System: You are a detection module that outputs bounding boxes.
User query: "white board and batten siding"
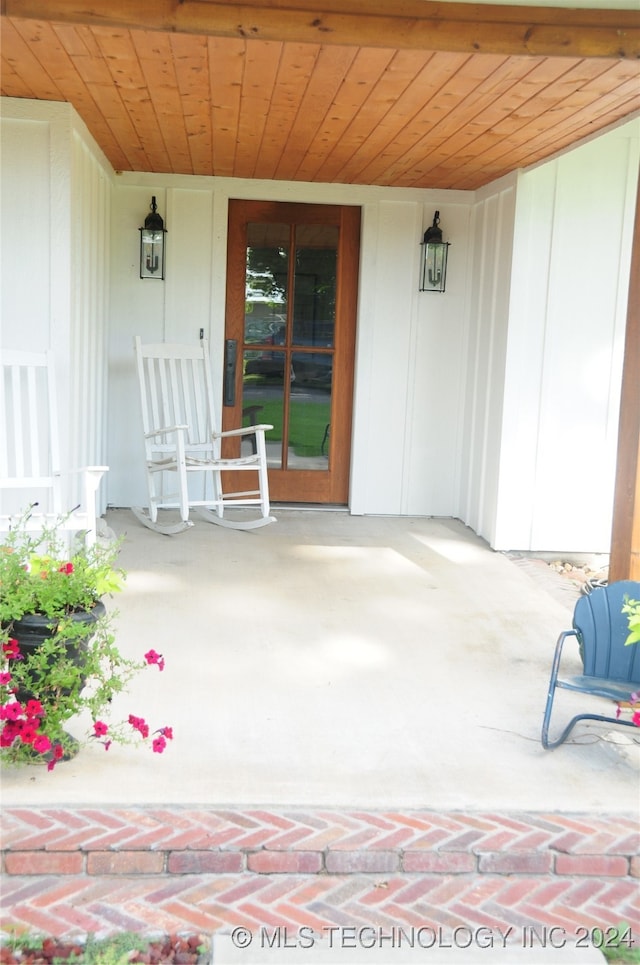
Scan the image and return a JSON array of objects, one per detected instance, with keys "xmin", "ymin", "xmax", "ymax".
[
  {"xmin": 494, "ymin": 125, "xmax": 639, "ymax": 553},
  {"xmin": 0, "ymin": 98, "xmax": 112, "ymax": 517}
]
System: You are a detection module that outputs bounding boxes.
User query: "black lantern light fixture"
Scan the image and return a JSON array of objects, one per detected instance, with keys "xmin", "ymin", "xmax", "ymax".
[
  {"xmin": 419, "ymin": 210, "xmax": 450, "ymax": 293},
  {"xmin": 139, "ymin": 196, "xmax": 166, "ymax": 279}
]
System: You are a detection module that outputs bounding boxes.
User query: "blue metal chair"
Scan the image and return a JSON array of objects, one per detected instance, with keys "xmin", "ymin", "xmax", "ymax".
[{"xmin": 541, "ymin": 580, "xmax": 640, "ymax": 749}]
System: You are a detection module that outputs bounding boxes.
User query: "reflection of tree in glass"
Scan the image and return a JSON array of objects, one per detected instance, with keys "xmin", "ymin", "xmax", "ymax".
[
  {"xmin": 246, "ymin": 247, "xmax": 288, "ymax": 301},
  {"xmin": 247, "ymin": 247, "xmax": 336, "ymax": 313}
]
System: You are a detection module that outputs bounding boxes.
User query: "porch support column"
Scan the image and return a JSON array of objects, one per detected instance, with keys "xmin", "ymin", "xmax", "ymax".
[{"xmin": 609, "ymin": 175, "xmax": 640, "ymax": 582}]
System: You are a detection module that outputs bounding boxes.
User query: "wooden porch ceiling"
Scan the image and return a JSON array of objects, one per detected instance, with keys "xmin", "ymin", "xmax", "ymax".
[{"xmin": 1, "ymin": 0, "xmax": 639, "ymax": 190}]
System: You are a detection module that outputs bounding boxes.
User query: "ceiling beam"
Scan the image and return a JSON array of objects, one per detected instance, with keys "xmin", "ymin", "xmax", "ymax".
[{"xmin": 2, "ymin": 0, "xmax": 640, "ymax": 60}]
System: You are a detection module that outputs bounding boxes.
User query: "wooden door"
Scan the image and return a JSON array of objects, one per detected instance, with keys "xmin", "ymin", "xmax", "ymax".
[{"xmin": 224, "ymin": 200, "xmax": 360, "ymax": 504}]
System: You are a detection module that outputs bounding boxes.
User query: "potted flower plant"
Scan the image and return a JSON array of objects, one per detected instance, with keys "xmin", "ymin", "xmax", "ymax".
[{"xmin": 0, "ymin": 508, "xmax": 172, "ymax": 770}]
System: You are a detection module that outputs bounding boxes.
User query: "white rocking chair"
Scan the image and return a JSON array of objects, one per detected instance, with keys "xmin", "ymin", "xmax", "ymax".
[
  {"xmin": 0, "ymin": 349, "xmax": 108, "ymax": 548},
  {"xmin": 133, "ymin": 336, "xmax": 275, "ymax": 534}
]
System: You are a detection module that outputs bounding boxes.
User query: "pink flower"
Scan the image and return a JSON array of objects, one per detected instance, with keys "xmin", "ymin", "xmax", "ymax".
[
  {"xmin": 18, "ymin": 720, "xmax": 38, "ymax": 744},
  {"xmin": 46, "ymin": 743, "xmax": 64, "ymax": 771},
  {"xmin": 25, "ymin": 699, "xmax": 44, "ymax": 718},
  {"xmin": 58, "ymin": 562, "xmax": 74, "ymax": 574},
  {"xmin": 33, "ymin": 734, "xmax": 52, "ymax": 754},
  {"xmin": 93, "ymin": 720, "xmax": 109, "ymax": 737},
  {"xmin": 144, "ymin": 649, "xmax": 165, "ymax": 671},
  {"xmin": 128, "ymin": 714, "xmax": 149, "ymax": 738},
  {"xmin": 1, "ymin": 701, "xmax": 24, "ymax": 721},
  {"xmin": 0, "ymin": 672, "xmax": 12, "ymax": 686},
  {"xmin": 157, "ymin": 726, "xmax": 173, "ymax": 740},
  {"xmin": 152, "ymin": 735, "xmax": 167, "ymax": 753},
  {"xmin": 0, "ymin": 721, "xmax": 20, "ymax": 746},
  {"xmin": 2, "ymin": 639, "xmax": 22, "ymax": 661}
]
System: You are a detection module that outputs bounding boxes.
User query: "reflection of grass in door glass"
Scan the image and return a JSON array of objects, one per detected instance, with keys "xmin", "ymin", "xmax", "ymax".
[
  {"xmin": 290, "ymin": 401, "xmax": 331, "ymax": 457},
  {"xmin": 244, "ymin": 400, "xmax": 282, "ymax": 441},
  {"xmin": 244, "ymin": 399, "xmax": 330, "ymax": 457}
]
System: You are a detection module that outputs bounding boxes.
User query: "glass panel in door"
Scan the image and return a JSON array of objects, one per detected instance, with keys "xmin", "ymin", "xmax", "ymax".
[{"xmin": 242, "ymin": 222, "xmax": 338, "ymax": 472}]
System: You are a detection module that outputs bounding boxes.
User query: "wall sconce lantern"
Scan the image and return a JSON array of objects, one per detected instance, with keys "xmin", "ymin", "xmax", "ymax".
[
  {"xmin": 420, "ymin": 210, "xmax": 450, "ymax": 292},
  {"xmin": 139, "ymin": 196, "xmax": 166, "ymax": 279}
]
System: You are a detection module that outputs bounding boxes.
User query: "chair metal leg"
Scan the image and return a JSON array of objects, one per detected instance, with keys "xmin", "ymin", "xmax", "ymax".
[
  {"xmin": 543, "ymin": 709, "xmax": 640, "ymax": 749},
  {"xmin": 541, "ymin": 629, "xmax": 574, "ymax": 749},
  {"xmin": 541, "ymin": 626, "xmax": 640, "ymax": 747},
  {"xmin": 541, "ymin": 699, "xmax": 579, "ymax": 749}
]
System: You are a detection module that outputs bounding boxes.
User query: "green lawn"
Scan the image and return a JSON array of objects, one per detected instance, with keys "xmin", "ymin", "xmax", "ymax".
[{"xmin": 244, "ymin": 398, "xmax": 330, "ymax": 457}]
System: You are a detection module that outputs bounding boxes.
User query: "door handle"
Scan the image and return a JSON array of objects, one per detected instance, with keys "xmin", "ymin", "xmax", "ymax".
[{"xmin": 223, "ymin": 339, "xmax": 237, "ymax": 406}]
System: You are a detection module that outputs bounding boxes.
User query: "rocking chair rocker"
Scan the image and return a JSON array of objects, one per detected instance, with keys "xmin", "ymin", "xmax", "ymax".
[{"xmin": 133, "ymin": 336, "xmax": 275, "ymax": 534}]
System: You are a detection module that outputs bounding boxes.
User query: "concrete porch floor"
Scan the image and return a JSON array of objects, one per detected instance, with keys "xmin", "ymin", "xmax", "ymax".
[
  {"xmin": 2, "ymin": 510, "xmax": 639, "ymax": 957},
  {"xmin": 1, "ymin": 508, "xmax": 638, "ymax": 811}
]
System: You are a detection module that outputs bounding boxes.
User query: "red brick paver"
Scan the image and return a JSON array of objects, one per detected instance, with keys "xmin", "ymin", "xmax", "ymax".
[{"xmin": 1, "ymin": 808, "xmax": 639, "ymax": 946}]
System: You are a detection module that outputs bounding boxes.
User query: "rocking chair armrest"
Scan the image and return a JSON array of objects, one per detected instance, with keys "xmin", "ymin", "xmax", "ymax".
[
  {"xmin": 144, "ymin": 424, "xmax": 189, "ymax": 439},
  {"xmin": 214, "ymin": 424, "xmax": 274, "ymax": 439}
]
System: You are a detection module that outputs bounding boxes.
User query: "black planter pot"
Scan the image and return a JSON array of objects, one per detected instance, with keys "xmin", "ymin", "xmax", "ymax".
[
  {"xmin": 10, "ymin": 600, "xmax": 106, "ymax": 650},
  {"xmin": 8, "ymin": 600, "xmax": 106, "ymax": 703}
]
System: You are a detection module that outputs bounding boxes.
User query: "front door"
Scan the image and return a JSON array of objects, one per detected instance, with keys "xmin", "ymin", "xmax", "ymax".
[{"xmin": 224, "ymin": 200, "xmax": 360, "ymax": 504}]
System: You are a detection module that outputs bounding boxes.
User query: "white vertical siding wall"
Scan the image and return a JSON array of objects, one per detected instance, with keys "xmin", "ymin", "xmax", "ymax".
[
  {"xmin": 350, "ymin": 201, "xmax": 420, "ymax": 514},
  {"xmin": 0, "ymin": 98, "xmax": 113, "ymax": 514},
  {"xmin": 494, "ymin": 121, "xmax": 639, "ymax": 552},
  {"xmin": 0, "ymin": 114, "xmax": 52, "ymax": 349},
  {"xmin": 395, "ymin": 201, "xmax": 471, "ymax": 517},
  {"xmin": 165, "ymin": 189, "xmax": 216, "ymax": 343},
  {"xmin": 69, "ymin": 132, "xmax": 112, "ymax": 500},
  {"xmin": 458, "ymin": 177, "xmax": 517, "ymax": 542}
]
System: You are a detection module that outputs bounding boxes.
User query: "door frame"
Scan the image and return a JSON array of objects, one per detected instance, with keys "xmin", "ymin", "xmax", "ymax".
[{"xmin": 224, "ymin": 199, "xmax": 361, "ymax": 505}]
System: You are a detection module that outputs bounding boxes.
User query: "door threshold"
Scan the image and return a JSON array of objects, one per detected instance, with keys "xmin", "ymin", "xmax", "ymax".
[{"xmin": 272, "ymin": 503, "xmax": 349, "ymax": 513}]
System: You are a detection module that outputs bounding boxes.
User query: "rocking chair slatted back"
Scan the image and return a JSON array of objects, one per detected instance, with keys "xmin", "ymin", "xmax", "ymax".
[
  {"xmin": 133, "ymin": 336, "xmax": 275, "ymax": 534},
  {"xmin": 138, "ymin": 344, "xmax": 215, "ymax": 450},
  {"xmin": 0, "ymin": 349, "xmax": 108, "ymax": 547}
]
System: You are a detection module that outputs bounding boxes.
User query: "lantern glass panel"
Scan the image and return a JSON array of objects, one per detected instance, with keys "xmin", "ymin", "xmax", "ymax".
[
  {"xmin": 420, "ymin": 242, "xmax": 449, "ymax": 293},
  {"xmin": 140, "ymin": 229, "xmax": 165, "ymax": 279}
]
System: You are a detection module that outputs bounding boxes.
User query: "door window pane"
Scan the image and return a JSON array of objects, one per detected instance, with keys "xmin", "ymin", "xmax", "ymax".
[
  {"xmin": 245, "ymin": 223, "xmax": 289, "ymax": 346},
  {"xmin": 293, "ymin": 224, "xmax": 338, "ymax": 347},
  {"xmin": 289, "ymin": 351, "xmax": 332, "ymax": 471},
  {"xmin": 242, "ymin": 349, "xmax": 284, "ymax": 467}
]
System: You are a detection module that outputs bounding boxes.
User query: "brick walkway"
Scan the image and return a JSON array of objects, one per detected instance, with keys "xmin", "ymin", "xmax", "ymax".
[{"xmin": 1, "ymin": 807, "xmax": 639, "ymax": 951}]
